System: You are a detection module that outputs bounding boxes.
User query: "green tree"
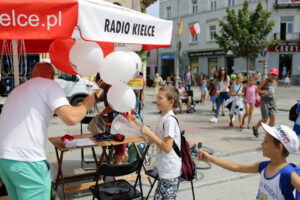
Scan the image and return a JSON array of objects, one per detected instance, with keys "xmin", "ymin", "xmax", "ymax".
[{"xmin": 214, "ymin": 0, "xmax": 279, "ymax": 77}]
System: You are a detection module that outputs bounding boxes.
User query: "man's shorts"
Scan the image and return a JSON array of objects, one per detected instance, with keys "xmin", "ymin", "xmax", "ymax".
[
  {"xmin": 260, "ymin": 101, "xmax": 277, "ymax": 119},
  {"xmin": 0, "ymin": 159, "xmax": 51, "ymax": 200},
  {"xmin": 154, "ymin": 177, "xmax": 180, "ymax": 200}
]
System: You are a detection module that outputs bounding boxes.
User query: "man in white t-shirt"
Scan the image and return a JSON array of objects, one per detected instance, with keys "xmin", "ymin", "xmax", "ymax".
[
  {"xmin": 177, "ymin": 81, "xmax": 191, "ymax": 113},
  {"xmin": 0, "ymin": 62, "xmax": 95, "ymax": 200}
]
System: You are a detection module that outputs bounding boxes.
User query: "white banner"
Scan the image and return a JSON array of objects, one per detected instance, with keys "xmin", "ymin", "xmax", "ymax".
[
  {"xmin": 277, "ymin": 0, "xmax": 300, "ymax": 4},
  {"xmin": 77, "ymin": 0, "xmax": 173, "ymax": 45}
]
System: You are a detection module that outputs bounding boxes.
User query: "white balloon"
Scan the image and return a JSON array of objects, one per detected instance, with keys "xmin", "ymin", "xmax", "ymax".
[
  {"xmin": 107, "ymin": 84, "xmax": 136, "ymax": 113},
  {"xmin": 128, "ymin": 51, "xmax": 142, "ymax": 72},
  {"xmin": 100, "ymin": 51, "xmax": 136, "ymax": 85},
  {"xmin": 69, "ymin": 41, "xmax": 103, "ymax": 76}
]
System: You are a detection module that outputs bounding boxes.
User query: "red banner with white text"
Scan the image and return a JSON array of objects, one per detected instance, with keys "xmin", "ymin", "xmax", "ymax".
[{"xmin": 0, "ymin": 0, "xmax": 78, "ymax": 40}]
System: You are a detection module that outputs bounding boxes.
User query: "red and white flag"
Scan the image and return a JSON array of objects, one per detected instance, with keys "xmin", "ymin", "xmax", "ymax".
[{"xmin": 189, "ymin": 23, "xmax": 200, "ymax": 36}]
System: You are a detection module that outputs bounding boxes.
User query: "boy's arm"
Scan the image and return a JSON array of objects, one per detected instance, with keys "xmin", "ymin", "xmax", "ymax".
[
  {"xmin": 141, "ymin": 125, "xmax": 174, "ymax": 153},
  {"xmin": 198, "ymin": 150, "xmax": 260, "ymax": 173},
  {"xmin": 291, "ymin": 171, "xmax": 300, "ymax": 191}
]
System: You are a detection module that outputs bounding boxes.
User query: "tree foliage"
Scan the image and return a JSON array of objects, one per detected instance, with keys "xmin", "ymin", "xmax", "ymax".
[{"xmin": 214, "ymin": 0, "xmax": 279, "ymax": 74}]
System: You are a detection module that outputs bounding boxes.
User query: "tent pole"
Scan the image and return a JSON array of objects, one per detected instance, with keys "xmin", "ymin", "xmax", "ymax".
[{"xmin": 12, "ymin": 40, "xmax": 20, "ymax": 87}]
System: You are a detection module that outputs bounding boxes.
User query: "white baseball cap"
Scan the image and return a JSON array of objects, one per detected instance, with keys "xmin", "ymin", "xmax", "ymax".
[{"xmin": 261, "ymin": 123, "xmax": 299, "ymax": 153}]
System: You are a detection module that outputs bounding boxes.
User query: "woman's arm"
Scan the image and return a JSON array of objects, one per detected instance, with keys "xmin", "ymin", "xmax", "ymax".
[
  {"xmin": 256, "ymin": 79, "xmax": 268, "ymax": 96},
  {"xmin": 141, "ymin": 125, "xmax": 174, "ymax": 153},
  {"xmin": 198, "ymin": 150, "xmax": 260, "ymax": 173},
  {"xmin": 100, "ymin": 106, "xmax": 113, "ymax": 117}
]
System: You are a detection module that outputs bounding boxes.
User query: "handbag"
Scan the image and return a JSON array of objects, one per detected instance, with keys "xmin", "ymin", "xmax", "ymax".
[
  {"xmin": 87, "ymin": 103, "xmax": 109, "ymax": 135},
  {"xmin": 255, "ymin": 98, "xmax": 261, "ymax": 108}
]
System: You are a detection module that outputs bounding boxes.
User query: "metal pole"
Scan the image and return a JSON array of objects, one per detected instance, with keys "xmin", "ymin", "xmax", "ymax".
[
  {"xmin": 12, "ymin": 40, "xmax": 20, "ymax": 87},
  {"xmin": 263, "ymin": 54, "xmax": 268, "ymax": 78},
  {"xmin": 175, "ymin": 0, "xmax": 180, "ymax": 88}
]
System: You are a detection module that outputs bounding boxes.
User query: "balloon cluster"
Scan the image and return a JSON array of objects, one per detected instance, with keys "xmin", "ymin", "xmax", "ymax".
[{"xmin": 49, "ymin": 40, "xmax": 142, "ymax": 113}]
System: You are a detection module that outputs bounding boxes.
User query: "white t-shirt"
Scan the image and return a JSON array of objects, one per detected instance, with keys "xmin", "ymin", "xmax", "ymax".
[
  {"xmin": 0, "ymin": 78, "xmax": 70, "ymax": 162},
  {"xmin": 219, "ymin": 79, "xmax": 229, "ymax": 92},
  {"xmin": 155, "ymin": 111, "xmax": 182, "ymax": 179},
  {"xmin": 177, "ymin": 87, "xmax": 186, "ymax": 100},
  {"xmin": 256, "ymin": 161, "xmax": 295, "ymax": 200}
]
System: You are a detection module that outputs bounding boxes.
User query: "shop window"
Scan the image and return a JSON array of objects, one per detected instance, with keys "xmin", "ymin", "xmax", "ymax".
[
  {"xmin": 208, "ymin": 57, "xmax": 218, "ymax": 78},
  {"xmin": 190, "ymin": 59, "xmax": 199, "ymax": 81}
]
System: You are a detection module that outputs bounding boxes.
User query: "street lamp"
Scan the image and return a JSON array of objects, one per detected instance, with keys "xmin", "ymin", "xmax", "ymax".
[{"xmin": 175, "ymin": 0, "xmax": 180, "ymax": 87}]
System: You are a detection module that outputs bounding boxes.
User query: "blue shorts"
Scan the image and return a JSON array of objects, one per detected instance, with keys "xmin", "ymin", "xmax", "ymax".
[
  {"xmin": 211, "ymin": 96, "xmax": 216, "ymax": 104},
  {"xmin": 154, "ymin": 177, "xmax": 180, "ymax": 200}
]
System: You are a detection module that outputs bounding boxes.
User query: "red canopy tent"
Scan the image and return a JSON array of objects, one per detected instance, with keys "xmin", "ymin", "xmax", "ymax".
[{"xmin": 0, "ymin": 0, "xmax": 173, "ymax": 85}]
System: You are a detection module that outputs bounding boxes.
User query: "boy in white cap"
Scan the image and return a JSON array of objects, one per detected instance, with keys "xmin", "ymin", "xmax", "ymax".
[{"xmin": 198, "ymin": 123, "xmax": 300, "ymax": 199}]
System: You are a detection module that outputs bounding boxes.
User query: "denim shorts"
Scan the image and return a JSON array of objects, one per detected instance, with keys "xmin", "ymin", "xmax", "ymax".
[
  {"xmin": 154, "ymin": 177, "xmax": 180, "ymax": 200},
  {"xmin": 211, "ymin": 96, "xmax": 216, "ymax": 104}
]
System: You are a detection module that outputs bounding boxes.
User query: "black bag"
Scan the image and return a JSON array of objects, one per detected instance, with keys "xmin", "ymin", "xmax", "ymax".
[
  {"xmin": 163, "ymin": 116, "xmax": 196, "ymax": 181},
  {"xmin": 289, "ymin": 101, "xmax": 299, "ymax": 122},
  {"xmin": 0, "ymin": 82, "xmax": 5, "ymax": 96}
]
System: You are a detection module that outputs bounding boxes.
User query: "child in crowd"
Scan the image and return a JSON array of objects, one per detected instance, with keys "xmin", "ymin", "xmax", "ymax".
[
  {"xmin": 209, "ymin": 78, "xmax": 218, "ymax": 112},
  {"xmin": 128, "ymin": 85, "xmax": 182, "ymax": 199},
  {"xmin": 229, "ymin": 74, "xmax": 244, "ymax": 128},
  {"xmin": 242, "ymin": 76, "xmax": 258, "ymax": 129},
  {"xmin": 198, "ymin": 123, "xmax": 300, "ymax": 199},
  {"xmin": 200, "ymin": 74, "xmax": 208, "ymax": 104},
  {"xmin": 253, "ymin": 68, "xmax": 278, "ymax": 137}
]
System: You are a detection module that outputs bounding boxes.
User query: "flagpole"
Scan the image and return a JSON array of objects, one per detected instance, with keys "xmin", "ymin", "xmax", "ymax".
[{"xmin": 175, "ymin": 0, "xmax": 180, "ymax": 88}]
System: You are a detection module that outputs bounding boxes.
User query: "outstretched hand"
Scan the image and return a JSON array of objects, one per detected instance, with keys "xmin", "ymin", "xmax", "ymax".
[{"xmin": 198, "ymin": 150, "xmax": 211, "ymax": 162}]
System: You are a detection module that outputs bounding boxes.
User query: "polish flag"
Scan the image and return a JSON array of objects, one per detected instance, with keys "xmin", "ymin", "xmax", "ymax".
[{"xmin": 189, "ymin": 23, "xmax": 200, "ymax": 36}]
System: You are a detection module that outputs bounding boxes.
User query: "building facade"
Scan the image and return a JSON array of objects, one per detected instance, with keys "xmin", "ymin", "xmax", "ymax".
[{"xmin": 158, "ymin": 0, "xmax": 300, "ymax": 84}]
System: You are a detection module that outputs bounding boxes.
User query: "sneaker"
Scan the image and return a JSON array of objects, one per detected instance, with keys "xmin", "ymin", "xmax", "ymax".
[
  {"xmin": 252, "ymin": 126, "xmax": 259, "ymax": 137},
  {"xmin": 229, "ymin": 122, "xmax": 234, "ymax": 128},
  {"xmin": 210, "ymin": 117, "xmax": 218, "ymax": 123},
  {"xmin": 240, "ymin": 124, "xmax": 244, "ymax": 129}
]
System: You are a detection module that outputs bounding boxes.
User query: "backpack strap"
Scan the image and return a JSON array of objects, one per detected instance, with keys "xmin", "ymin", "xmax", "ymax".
[
  {"xmin": 279, "ymin": 163, "xmax": 296, "ymax": 200},
  {"xmin": 163, "ymin": 115, "xmax": 182, "ymax": 158}
]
